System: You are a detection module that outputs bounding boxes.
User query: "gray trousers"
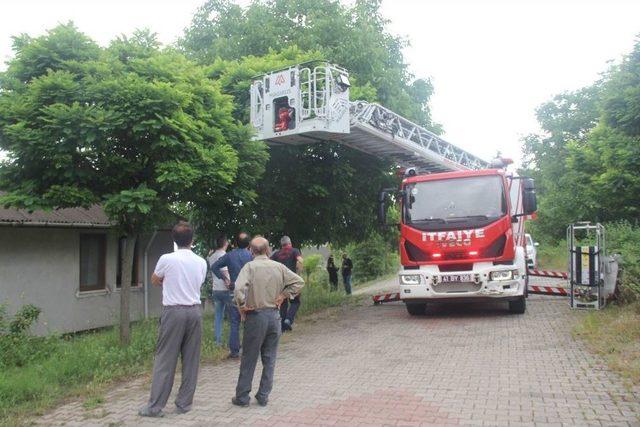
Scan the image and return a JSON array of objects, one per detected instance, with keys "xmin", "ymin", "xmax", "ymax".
[
  {"xmin": 235, "ymin": 309, "xmax": 281, "ymax": 403},
  {"xmin": 145, "ymin": 305, "xmax": 202, "ymax": 414}
]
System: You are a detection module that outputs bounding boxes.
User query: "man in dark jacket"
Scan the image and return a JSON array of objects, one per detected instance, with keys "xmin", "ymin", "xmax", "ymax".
[
  {"xmin": 270, "ymin": 235, "xmax": 303, "ymax": 331},
  {"xmin": 341, "ymin": 253, "xmax": 353, "ymax": 295},
  {"xmin": 211, "ymin": 232, "xmax": 252, "ymax": 358}
]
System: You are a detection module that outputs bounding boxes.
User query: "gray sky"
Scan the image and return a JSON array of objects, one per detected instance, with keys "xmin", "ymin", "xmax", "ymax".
[{"xmin": 1, "ymin": 0, "xmax": 639, "ymax": 164}]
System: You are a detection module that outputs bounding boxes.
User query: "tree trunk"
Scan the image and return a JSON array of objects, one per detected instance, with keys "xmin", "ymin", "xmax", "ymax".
[{"xmin": 119, "ymin": 233, "xmax": 137, "ymax": 346}]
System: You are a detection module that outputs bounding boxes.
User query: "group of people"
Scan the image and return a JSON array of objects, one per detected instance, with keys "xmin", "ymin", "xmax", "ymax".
[
  {"xmin": 206, "ymin": 234, "xmax": 306, "ymax": 361},
  {"xmin": 138, "ymin": 221, "xmax": 350, "ymax": 417},
  {"xmin": 326, "ymin": 253, "xmax": 353, "ymax": 295}
]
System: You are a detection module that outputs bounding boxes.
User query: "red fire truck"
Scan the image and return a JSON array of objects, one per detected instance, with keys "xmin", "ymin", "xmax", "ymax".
[{"xmin": 378, "ymin": 163, "xmax": 537, "ymax": 315}]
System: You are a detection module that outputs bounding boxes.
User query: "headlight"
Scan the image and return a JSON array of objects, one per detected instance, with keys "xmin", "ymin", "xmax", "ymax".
[
  {"xmin": 490, "ymin": 270, "xmax": 513, "ymax": 281},
  {"xmin": 400, "ymin": 274, "xmax": 421, "ymax": 285}
]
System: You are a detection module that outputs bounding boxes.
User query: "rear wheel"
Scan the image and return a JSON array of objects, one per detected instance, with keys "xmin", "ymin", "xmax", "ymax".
[
  {"xmin": 509, "ymin": 296, "xmax": 526, "ymax": 314},
  {"xmin": 406, "ymin": 303, "xmax": 426, "ymax": 316}
]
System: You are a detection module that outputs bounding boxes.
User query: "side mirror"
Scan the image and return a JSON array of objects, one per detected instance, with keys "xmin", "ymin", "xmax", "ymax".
[
  {"xmin": 522, "ymin": 178, "xmax": 537, "ymax": 215},
  {"xmin": 534, "ymin": 242, "xmax": 540, "ymax": 247},
  {"xmin": 378, "ymin": 188, "xmax": 401, "ymax": 227}
]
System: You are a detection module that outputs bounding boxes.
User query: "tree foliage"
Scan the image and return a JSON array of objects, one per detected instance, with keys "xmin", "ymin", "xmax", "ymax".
[
  {"xmin": 181, "ymin": 0, "xmax": 437, "ymax": 129},
  {"xmin": 0, "ymin": 24, "xmax": 258, "ymax": 343},
  {"xmin": 0, "ymin": 24, "xmax": 251, "ymax": 226},
  {"xmin": 180, "ymin": 0, "xmax": 429, "ymax": 245},
  {"xmin": 522, "ymin": 36, "xmax": 640, "ymax": 240},
  {"xmin": 187, "ymin": 49, "xmax": 394, "ymax": 245}
]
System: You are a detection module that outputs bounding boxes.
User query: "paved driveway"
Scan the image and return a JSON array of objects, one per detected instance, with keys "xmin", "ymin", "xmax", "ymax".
[{"xmin": 37, "ymin": 278, "xmax": 640, "ymax": 426}]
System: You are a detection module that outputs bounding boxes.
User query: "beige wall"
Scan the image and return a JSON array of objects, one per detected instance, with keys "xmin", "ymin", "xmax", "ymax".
[{"xmin": 0, "ymin": 227, "xmax": 173, "ymax": 335}]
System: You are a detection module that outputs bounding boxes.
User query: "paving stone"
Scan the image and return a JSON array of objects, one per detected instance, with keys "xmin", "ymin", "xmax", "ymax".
[{"xmin": 30, "ymin": 277, "xmax": 640, "ymax": 426}]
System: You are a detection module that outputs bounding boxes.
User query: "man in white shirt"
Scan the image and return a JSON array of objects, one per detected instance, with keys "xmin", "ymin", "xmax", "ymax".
[{"xmin": 139, "ymin": 221, "xmax": 207, "ymax": 418}]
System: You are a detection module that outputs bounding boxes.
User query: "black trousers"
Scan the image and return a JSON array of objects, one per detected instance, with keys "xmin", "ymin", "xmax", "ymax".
[{"xmin": 279, "ymin": 295, "xmax": 301, "ymax": 326}]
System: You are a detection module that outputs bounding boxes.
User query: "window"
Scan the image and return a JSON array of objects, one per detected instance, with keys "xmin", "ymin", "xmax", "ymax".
[
  {"xmin": 404, "ymin": 175, "xmax": 507, "ymax": 231},
  {"xmin": 79, "ymin": 234, "xmax": 106, "ymax": 292},
  {"xmin": 116, "ymin": 237, "xmax": 141, "ymax": 288}
]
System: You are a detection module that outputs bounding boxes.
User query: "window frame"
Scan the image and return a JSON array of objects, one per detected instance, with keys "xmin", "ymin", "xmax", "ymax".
[{"xmin": 79, "ymin": 233, "xmax": 107, "ymax": 293}]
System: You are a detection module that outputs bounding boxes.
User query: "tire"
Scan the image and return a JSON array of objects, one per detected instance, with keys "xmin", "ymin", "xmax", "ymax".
[
  {"xmin": 406, "ymin": 303, "xmax": 426, "ymax": 316},
  {"xmin": 509, "ymin": 296, "xmax": 526, "ymax": 314}
]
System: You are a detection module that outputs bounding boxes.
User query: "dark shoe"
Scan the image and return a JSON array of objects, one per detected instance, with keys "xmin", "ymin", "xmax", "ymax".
[
  {"xmin": 175, "ymin": 405, "xmax": 190, "ymax": 415},
  {"xmin": 227, "ymin": 353, "xmax": 240, "ymax": 359},
  {"xmin": 138, "ymin": 407, "xmax": 165, "ymax": 418},
  {"xmin": 255, "ymin": 396, "xmax": 268, "ymax": 407},
  {"xmin": 231, "ymin": 397, "xmax": 250, "ymax": 407}
]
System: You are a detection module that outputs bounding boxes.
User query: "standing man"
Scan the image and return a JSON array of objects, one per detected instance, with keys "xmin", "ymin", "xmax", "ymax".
[
  {"xmin": 341, "ymin": 253, "xmax": 353, "ymax": 295},
  {"xmin": 211, "ymin": 232, "xmax": 252, "ymax": 358},
  {"xmin": 139, "ymin": 221, "xmax": 207, "ymax": 417},
  {"xmin": 207, "ymin": 235, "xmax": 230, "ymax": 347},
  {"xmin": 270, "ymin": 235, "xmax": 303, "ymax": 331},
  {"xmin": 232, "ymin": 236, "xmax": 304, "ymax": 407}
]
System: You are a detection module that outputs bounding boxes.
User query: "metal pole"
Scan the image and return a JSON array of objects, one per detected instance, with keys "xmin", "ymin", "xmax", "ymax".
[{"xmin": 143, "ymin": 231, "xmax": 158, "ymax": 319}]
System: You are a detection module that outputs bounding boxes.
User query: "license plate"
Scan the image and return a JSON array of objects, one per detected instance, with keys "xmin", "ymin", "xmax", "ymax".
[{"xmin": 440, "ymin": 274, "xmax": 473, "ymax": 283}]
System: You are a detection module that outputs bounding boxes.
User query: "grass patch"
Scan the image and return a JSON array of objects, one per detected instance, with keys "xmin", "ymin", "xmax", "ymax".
[
  {"xmin": 0, "ymin": 314, "xmax": 229, "ymax": 426},
  {"xmin": 0, "ymin": 271, "xmax": 376, "ymax": 425},
  {"xmin": 536, "ymin": 242, "xmax": 567, "ymax": 271},
  {"xmin": 82, "ymin": 395, "xmax": 105, "ymax": 410},
  {"xmin": 573, "ymin": 303, "xmax": 640, "ymax": 386}
]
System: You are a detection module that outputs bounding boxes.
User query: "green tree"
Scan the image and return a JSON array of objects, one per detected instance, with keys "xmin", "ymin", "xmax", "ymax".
[
  {"xmin": 181, "ymin": 0, "xmax": 437, "ymax": 129},
  {"xmin": 183, "ymin": 48, "xmax": 395, "ymax": 245},
  {"xmin": 522, "ymin": 35, "xmax": 640, "ymax": 240},
  {"xmin": 181, "ymin": 1, "xmax": 418, "ymax": 244},
  {"xmin": 0, "ymin": 24, "xmax": 251, "ymax": 344},
  {"xmin": 520, "ymin": 85, "xmax": 601, "ymax": 239}
]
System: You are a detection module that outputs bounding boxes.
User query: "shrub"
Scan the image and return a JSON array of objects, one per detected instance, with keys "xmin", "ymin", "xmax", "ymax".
[
  {"xmin": 349, "ymin": 232, "xmax": 398, "ymax": 282},
  {"xmin": 0, "ymin": 304, "xmax": 60, "ymax": 370},
  {"xmin": 605, "ymin": 222, "xmax": 640, "ymax": 303},
  {"xmin": 8, "ymin": 304, "xmax": 41, "ymax": 335},
  {"xmin": 303, "ymin": 254, "xmax": 322, "ymax": 283}
]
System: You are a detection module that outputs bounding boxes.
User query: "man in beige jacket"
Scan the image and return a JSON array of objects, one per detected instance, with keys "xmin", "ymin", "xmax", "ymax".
[{"xmin": 231, "ymin": 236, "xmax": 304, "ymax": 407}]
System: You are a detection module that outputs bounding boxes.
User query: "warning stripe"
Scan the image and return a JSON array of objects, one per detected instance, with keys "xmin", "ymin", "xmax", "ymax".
[
  {"xmin": 528, "ymin": 285, "xmax": 569, "ymax": 296},
  {"xmin": 528, "ymin": 269, "xmax": 568, "ymax": 279},
  {"xmin": 372, "ymin": 293, "xmax": 400, "ymax": 303}
]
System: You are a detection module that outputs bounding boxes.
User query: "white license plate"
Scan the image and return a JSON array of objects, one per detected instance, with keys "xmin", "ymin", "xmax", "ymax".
[{"xmin": 440, "ymin": 274, "xmax": 473, "ymax": 283}]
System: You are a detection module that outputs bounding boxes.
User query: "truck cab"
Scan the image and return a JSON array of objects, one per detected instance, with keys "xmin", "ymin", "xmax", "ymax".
[{"xmin": 379, "ymin": 168, "xmax": 537, "ymax": 315}]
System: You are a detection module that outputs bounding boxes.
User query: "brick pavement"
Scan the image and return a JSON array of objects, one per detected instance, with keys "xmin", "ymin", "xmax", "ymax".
[{"xmin": 34, "ymin": 277, "xmax": 640, "ymax": 426}]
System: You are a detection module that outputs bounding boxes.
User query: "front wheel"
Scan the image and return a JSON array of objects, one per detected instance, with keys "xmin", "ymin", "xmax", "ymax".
[
  {"xmin": 509, "ymin": 296, "xmax": 526, "ymax": 314},
  {"xmin": 406, "ymin": 303, "xmax": 426, "ymax": 316}
]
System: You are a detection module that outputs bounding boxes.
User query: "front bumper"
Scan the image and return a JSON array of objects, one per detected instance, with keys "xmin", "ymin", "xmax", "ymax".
[{"xmin": 398, "ymin": 263, "xmax": 525, "ymax": 301}]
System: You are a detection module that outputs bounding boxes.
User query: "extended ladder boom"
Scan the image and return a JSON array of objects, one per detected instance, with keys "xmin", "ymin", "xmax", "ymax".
[{"xmin": 250, "ymin": 62, "xmax": 488, "ymax": 172}]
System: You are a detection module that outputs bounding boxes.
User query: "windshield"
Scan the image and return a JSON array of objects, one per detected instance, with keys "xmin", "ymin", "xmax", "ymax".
[
  {"xmin": 404, "ymin": 175, "xmax": 506, "ymax": 229},
  {"xmin": 526, "ymin": 235, "xmax": 533, "ymax": 246}
]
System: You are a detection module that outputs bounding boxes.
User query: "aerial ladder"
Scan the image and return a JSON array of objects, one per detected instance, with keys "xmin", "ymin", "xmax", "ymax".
[{"xmin": 249, "ymin": 62, "xmax": 488, "ymax": 172}]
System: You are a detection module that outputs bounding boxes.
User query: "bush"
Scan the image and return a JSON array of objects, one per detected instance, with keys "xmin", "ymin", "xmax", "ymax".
[
  {"xmin": 297, "ymin": 279, "xmax": 349, "ymax": 316},
  {"xmin": 605, "ymin": 222, "xmax": 640, "ymax": 303},
  {"xmin": 349, "ymin": 232, "xmax": 398, "ymax": 282},
  {"xmin": 0, "ymin": 304, "xmax": 60, "ymax": 370},
  {"xmin": 303, "ymin": 254, "xmax": 322, "ymax": 283}
]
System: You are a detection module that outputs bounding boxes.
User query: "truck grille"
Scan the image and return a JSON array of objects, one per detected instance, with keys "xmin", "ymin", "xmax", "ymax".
[{"xmin": 432, "ymin": 282, "xmax": 482, "ymax": 294}]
